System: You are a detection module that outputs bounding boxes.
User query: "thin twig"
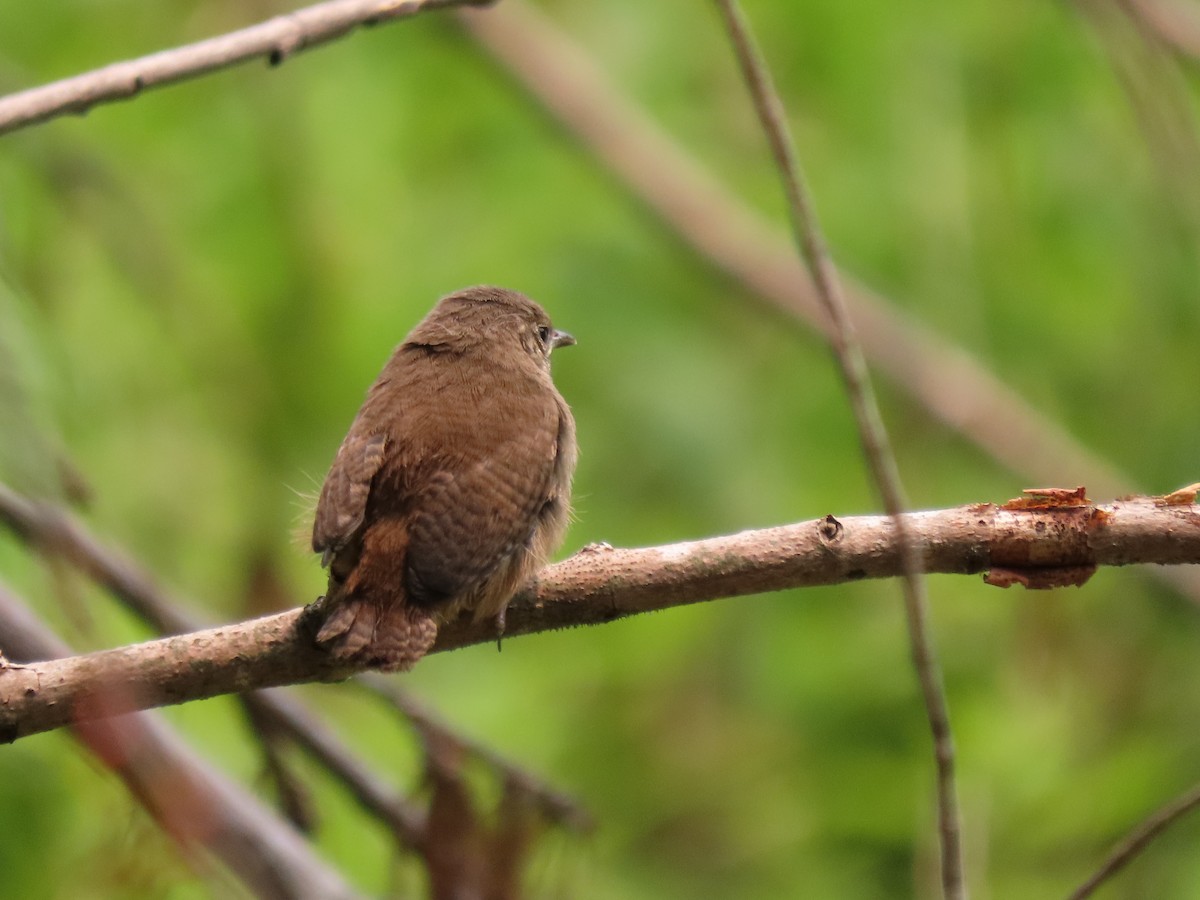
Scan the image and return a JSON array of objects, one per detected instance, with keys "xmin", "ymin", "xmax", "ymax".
[
  {"xmin": 2, "ymin": 494, "xmax": 1198, "ymax": 741},
  {"xmin": 709, "ymin": 2, "xmax": 966, "ymax": 896},
  {"xmin": 243, "ymin": 698, "xmax": 320, "ymax": 833},
  {"xmin": 0, "ymin": 0, "xmax": 493, "ymax": 137},
  {"xmin": 0, "ymin": 581, "xmax": 360, "ymax": 900},
  {"xmin": 246, "ymin": 690, "xmax": 426, "ymax": 846},
  {"xmin": 359, "ymin": 674, "xmax": 594, "ymax": 833},
  {"xmin": 1068, "ymin": 781, "xmax": 1200, "ymax": 899}
]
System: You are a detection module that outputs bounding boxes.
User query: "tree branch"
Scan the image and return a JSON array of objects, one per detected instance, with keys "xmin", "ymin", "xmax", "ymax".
[
  {"xmin": 0, "ymin": 482, "xmax": 597, "ymax": 849},
  {"xmin": 0, "ymin": 480, "xmax": 589, "ymax": 843},
  {"xmin": 3, "ymin": 492, "xmax": 1197, "ymax": 742},
  {"xmin": 0, "ymin": 0, "xmax": 493, "ymax": 137},
  {"xmin": 0, "ymin": 481, "xmax": 428, "ymax": 846},
  {"xmin": 0, "ymin": 582, "xmax": 360, "ymax": 899}
]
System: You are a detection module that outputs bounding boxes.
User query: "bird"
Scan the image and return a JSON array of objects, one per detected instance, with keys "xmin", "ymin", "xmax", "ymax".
[{"xmin": 310, "ymin": 286, "xmax": 577, "ymax": 672}]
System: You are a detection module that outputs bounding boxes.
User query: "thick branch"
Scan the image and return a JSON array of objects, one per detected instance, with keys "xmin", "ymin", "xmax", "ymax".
[
  {"xmin": 2, "ymin": 494, "xmax": 1197, "ymax": 742},
  {"xmin": 0, "ymin": 0, "xmax": 491, "ymax": 137},
  {"xmin": 0, "ymin": 583, "xmax": 359, "ymax": 899}
]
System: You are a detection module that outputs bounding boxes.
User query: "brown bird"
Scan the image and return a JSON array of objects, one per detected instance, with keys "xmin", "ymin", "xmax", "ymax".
[{"xmin": 311, "ymin": 286, "xmax": 577, "ymax": 671}]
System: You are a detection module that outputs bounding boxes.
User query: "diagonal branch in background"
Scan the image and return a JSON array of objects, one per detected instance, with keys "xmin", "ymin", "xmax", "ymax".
[
  {"xmin": 359, "ymin": 674, "xmax": 594, "ymax": 833},
  {"xmin": 0, "ymin": 581, "xmax": 361, "ymax": 900},
  {"xmin": 1120, "ymin": 0, "xmax": 1200, "ymax": 60},
  {"xmin": 710, "ymin": 1, "xmax": 963, "ymax": 894},
  {"xmin": 3, "ymin": 491, "xmax": 1198, "ymax": 742},
  {"xmin": 241, "ymin": 694, "xmax": 319, "ymax": 833},
  {"xmin": 363, "ymin": 679, "xmax": 593, "ymax": 897},
  {"xmin": 1068, "ymin": 779, "xmax": 1200, "ymax": 900},
  {"xmin": 457, "ymin": 0, "xmax": 1200, "ymax": 608},
  {"xmin": 0, "ymin": 481, "xmax": 588, "ymax": 842},
  {"xmin": 1078, "ymin": 0, "xmax": 1200, "ymax": 232},
  {"xmin": 0, "ymin": 0, "xmax": 494, "ymax": 137}
]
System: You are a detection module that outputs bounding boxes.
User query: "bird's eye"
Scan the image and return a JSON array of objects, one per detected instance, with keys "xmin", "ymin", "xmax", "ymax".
[{"xmin": 537, "ymin": 326, "xmax": 552, "ymax": 345}]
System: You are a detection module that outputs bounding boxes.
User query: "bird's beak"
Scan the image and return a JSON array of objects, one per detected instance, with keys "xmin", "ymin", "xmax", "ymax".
[{"xmin": 550, "ymin": 329, "xmax": 576, "ymax": 350}]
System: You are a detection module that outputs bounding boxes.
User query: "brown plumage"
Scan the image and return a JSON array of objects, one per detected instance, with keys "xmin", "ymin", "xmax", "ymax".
[{"xmin": 311, "ymin": 286, "xmax": 577, "ymax": 671}]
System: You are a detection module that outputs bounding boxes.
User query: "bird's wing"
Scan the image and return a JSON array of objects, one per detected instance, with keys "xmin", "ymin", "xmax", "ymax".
[
  {"xmin": 403, "ymin": 414, "xmax": 562, "ymax": 608},
  {"xmin": 312, "ymin": 427, "xmax": 387, "ymax": 566}
]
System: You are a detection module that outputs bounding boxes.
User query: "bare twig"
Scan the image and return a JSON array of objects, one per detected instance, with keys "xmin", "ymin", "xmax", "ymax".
[
  {"xmin": 709, "ymin": 2, "xmax": 965, "ymax": 895},
  {"xmin": 0, "ymin": 581, "xmax": 360, "ymax": 900},
  {"xmin": 243, "ymin": 696, "xmax": 321, "ymax": 834},
  {"xmin": 359, "ymin": 674, "xmax": 594, "ymax": 833},
  {"xmin": 2, "ymin": 494, "xmax": 1197, "ymax": 741},
  {"xmin": 1068, "ymin": 781, "xmax": 1200, "ymax": 899},
  {"xmin": 246, "ymin": 689, "xmax": 426, "ymax": 846},
  {"xmin": 0, "ymin": 0, "xmax": 493, "ymax": 137}
]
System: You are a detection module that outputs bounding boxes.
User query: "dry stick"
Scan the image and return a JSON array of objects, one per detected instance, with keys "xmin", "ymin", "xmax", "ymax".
[
  {"xmin": 709, "ymin": 2, "xmax": 965, "ymax": 897},
  {"xmin": 1067, "ymin": 781, "xmax": 1200, "ymax": 900},
  {"xmin": 0, "ymin": 582, "xmax": 361, "ymax": 900},
  {"xmin": 457, "ymin": 3, "xmax": 1200, "ymax": 609},
  {"xmin": 0, "ymin": 482, "xmax": 425, "ymax": 847},
  {"xmin": 0, "ymin": 0, "xmax": 493, "ymax": 136},
  {"xmin": 3, "ymin": 495, "xmax": 1199, "ymax": 741}
]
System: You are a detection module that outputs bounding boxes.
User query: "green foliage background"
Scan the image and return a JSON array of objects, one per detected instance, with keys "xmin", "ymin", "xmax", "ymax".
[{"xmin": 1, "ymin": 0, "xmax": 1199, "ymax": 896}]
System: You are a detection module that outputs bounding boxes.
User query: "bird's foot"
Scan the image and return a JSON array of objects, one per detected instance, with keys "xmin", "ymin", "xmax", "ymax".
[{"xmin": 494, "ymin": 606, "xmax": 507, "ymax": 653}]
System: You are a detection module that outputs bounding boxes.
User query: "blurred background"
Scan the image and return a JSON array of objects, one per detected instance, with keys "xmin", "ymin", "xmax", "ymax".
[{"xmin": 1, "ymin": 0, "xmax": 1199, "ymax": 896}]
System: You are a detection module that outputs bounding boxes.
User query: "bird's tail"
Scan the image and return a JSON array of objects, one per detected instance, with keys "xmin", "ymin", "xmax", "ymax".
[{"xmin": 315, "ymin": 594, "xmax": 437, "ymax": 672}]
